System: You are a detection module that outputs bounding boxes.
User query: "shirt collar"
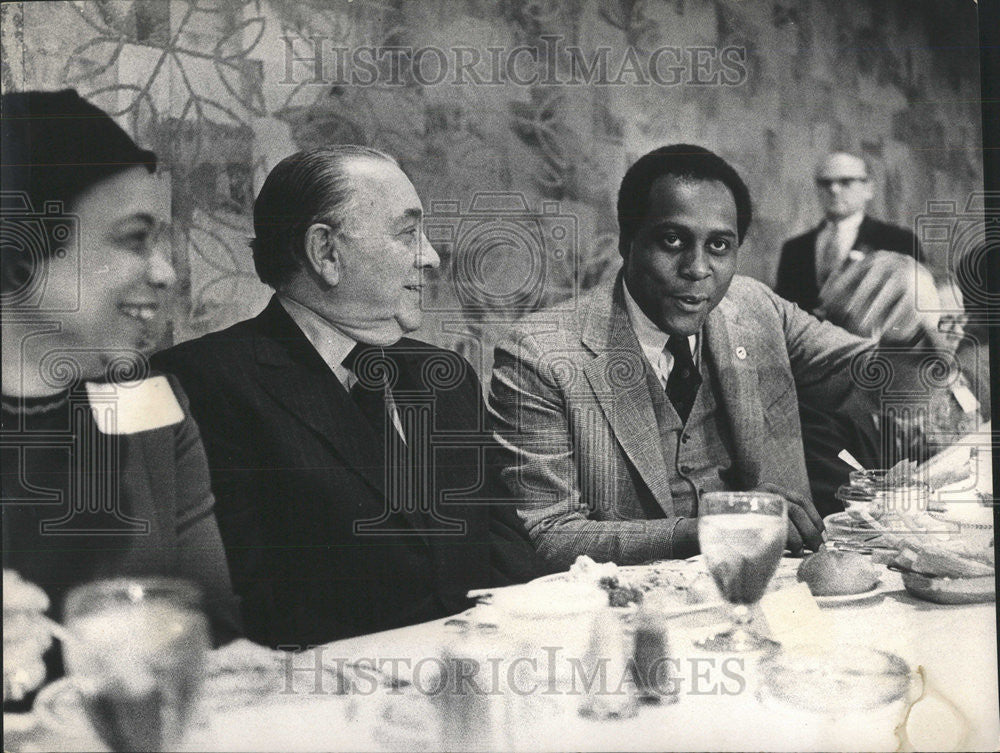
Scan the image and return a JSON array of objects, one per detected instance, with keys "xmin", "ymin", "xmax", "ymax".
[
  {"xmin": 277, "ymin": 295, "xmax": 356, "ymax": 385},
  {"xmin": 622, "ymin": 279, "xmax": 699, "ymax": 372}
]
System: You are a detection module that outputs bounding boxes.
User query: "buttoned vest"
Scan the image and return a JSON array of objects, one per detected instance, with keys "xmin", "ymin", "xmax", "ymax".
[{"xmin": 645, "ymin": 354, "xmax": 736, "ymax": 517}]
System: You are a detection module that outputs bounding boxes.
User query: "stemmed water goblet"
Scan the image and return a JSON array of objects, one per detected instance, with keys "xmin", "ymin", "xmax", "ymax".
[
  {"xmin": 63, "ymin": 577, "xmax": 210, "ymax": 752},
  {"xmin": 696, "ymin": 491, "xmax": 788, "ymax": 652}
]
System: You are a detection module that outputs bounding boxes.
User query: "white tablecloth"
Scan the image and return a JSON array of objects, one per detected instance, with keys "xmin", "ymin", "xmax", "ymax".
[
  {"xmin": 7, "ymin": 428, "xmax": 996, "ymax": 752},
  {"xmin": 163, "ymin": 555, "xmax": 997, "ymax": 752},
  {"xmin": 7, "ymin": 564, "xmax": 997, "ymax": 752}
]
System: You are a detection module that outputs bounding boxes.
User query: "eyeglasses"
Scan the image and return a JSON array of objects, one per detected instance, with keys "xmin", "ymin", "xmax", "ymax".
[
  {"xmin": 816, "ymin": 177, "xmax": 868, "ymax": 188},
  {"xmin": 938, "ymin": 313, "xmax": 969, "ymax": 333}
]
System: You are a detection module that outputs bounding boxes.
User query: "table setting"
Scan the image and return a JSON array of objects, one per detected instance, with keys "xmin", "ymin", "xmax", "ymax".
[{"xmin": 4, "ymin": 443, "xmax": 996, "ymax": 752}]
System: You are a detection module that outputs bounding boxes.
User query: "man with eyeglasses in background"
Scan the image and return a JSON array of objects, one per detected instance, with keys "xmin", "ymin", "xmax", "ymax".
[
  {"xmin": 773, "ymin": 152, "xmax": 954, "ymax": 516},
  {"xmin": 775, "ymin": 151, "xmax": 923, "ymax": 318}
]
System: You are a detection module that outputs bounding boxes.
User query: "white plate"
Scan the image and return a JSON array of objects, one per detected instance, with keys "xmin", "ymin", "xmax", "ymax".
[
  {"xmin": 530, "ymin": 560, "xmax": 722, "ymax": 611},
  {"xmin": 812, "ymin": 579, "xmax": 889, "ymax": 605},
  {"xmin": 824, "ymin": 511, "xmax": 877, "ymax": 535},
  {"xmin": 534, "ymin": 558, "xmax": 896, "ymax": 611},
  {"xmin": 901, "ymin": 571, "xmax": 996, "ymax": 604},
  {"xmin": 770, "ymin": 571, "xmax": 892, "ymax": 605}
]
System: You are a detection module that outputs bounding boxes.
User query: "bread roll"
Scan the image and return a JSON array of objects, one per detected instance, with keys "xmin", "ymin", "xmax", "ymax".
[{"xmin": 797, "ymin": 550, "xmax": 879, "ymax": 596}]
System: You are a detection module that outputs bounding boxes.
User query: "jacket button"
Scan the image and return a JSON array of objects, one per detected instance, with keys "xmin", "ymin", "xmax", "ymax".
[
  {"xmin": 680, "ymin": 465, "xmax": 692, "ymax": 474},
  {"xmin": 681, "ymin": 433, "xmax": 690, "ymax": 443}
]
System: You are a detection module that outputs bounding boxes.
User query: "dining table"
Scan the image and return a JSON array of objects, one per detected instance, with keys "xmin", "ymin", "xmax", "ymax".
[
  {"xmin": 214, "ymin": 571, "xmax": 998, "ymax": 753},
  {"xmin": 5, "ymin": 441, "xmax": 997, "ymax": 753}
]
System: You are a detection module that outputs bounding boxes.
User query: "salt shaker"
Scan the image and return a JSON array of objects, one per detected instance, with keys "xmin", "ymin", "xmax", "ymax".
[
  {"xmin": 631, "ymin": 606, "xmax": 677, "ymax": 704},
  {"xmin": 578, "ymin": 610, "xmax": 637, "ymax": 719}
]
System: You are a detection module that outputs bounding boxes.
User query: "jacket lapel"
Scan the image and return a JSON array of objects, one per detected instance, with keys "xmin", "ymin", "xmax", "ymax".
[
  {"xmin": 804, "ymin": 224, "xmax": 822, "ymax": 298},
  {"xmin": 251, "ymin": 298, "xmax": 386, "ymax": 497},
  {"xmin": 581, "ymin": 277, "xmax": 675, "ymax": 516},
  {"xmin": 854, "ymin": 214, "xmax": 879, "ymax": 253},
  {"xmin": 702, "ymin": 296, "xmax": 766, "ymax": 490}
]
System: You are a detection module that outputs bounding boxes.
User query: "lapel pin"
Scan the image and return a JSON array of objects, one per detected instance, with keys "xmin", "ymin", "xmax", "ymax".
[{"xmin": 735, "ymin": 346, "xmax": 747, "ymax": 360}]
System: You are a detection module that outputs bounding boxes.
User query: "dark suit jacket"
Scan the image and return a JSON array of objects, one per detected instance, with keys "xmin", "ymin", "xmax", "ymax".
[
  {"xmin": 151, "ymin": 298, "xmax": 543, "ymax": 648},
  {"xmin": 775, "ymin": 214, "xmax": 922, "ymax": 314}
]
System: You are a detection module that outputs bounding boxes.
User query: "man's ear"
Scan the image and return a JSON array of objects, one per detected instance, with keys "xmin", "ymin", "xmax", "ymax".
[{"xmin": 303, "ymin": 222, "xmax": 341, "ymax": 287}]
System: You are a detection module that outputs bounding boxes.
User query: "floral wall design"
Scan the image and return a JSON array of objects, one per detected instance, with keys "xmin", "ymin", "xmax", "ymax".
[{"xmin": 2, "ymin": 0, "xmax": 984, "ymax": 379}]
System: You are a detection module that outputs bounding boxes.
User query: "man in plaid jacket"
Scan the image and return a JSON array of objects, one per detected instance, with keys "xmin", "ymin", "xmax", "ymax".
[{"xmin": 489, "ymin": 145, "xmax": 938, "ymax": 569}]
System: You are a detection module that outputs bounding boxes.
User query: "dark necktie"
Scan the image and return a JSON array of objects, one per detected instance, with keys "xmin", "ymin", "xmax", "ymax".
[
  {"xmin": 817, "ymin": 220, "xmax": 845, "ymax": 287},
  {"xmin": 342, "ymin": 344, "xmax": 427, "ymax": 533},
  {"xmin": 342, "ymin": 343, "xmax": 388, "ymax": 439},
  {"xmin": 665, "ymin": 335, "xmax": 701, "ymax": 423}
]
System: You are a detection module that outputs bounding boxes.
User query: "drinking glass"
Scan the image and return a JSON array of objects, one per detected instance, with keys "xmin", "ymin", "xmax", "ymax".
[
  {"xmin": 840, "ymin": 468, "xmax": 930, "ymax": 518},
  {"xmin": 63, "ymin": 578, "xmax": 210, "ymax": 752},
  {"xmin": 696, "ymin": 491, "xmax": 788, "ymax": 652}
]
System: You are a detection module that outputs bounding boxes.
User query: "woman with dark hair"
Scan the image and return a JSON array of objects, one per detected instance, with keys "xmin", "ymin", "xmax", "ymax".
[{"xmin": 1, "ymin": 90, "xmax": 241, "ymax": 704}]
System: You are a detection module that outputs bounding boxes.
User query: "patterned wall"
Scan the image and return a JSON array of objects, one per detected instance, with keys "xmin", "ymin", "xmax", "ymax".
[{"xmin": 1, "ymin": 0, "xmax": 983, "ymax": 378}]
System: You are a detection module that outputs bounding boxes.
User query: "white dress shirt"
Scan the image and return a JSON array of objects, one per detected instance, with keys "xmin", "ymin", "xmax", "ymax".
[
  {"xmin": 815, "ymin": 210, "xmax": 865, "ymax": 283},
  {"xmin": 622, "ymin": 282, "xmax": 700, "ymax": 391},
  {"xmin": 278, "ymin": 295, "xmax": 357, "ymax": 387},
  {"xmin": 278, "ymin": 295, "xmax": 406, "ymax": 441}
]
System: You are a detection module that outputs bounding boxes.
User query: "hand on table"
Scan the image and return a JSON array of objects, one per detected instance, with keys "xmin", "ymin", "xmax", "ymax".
[
  {"xmin": 817, "ymin": 251, "xmax": 941, "ymax": 346},
  {"xmin": 754, "ymin": 483, "xmax": 825, "ymax": 556},
  {"xmin": 3, "ymin": 569, "xmax": 52, "ymax": 702},
  {"xmin": 884, "ymin": 458, "xmax": 919, "ymax": 485}
]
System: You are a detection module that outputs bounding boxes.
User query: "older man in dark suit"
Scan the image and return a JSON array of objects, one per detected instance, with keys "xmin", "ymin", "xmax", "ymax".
[
  {"xmin": 152, "ymin": 147, "xmax": 542, "ymax": 648},
  {"xmin": 775, "ymin": 153, "xmax": 942, "ymax": 513},
  {"xmin": 775, "ymin": 152, "xmax": 922, "ymax": 316},
  {"xmin": 489, "ymin": 145, "xmax": 942, "ymax": 569}
]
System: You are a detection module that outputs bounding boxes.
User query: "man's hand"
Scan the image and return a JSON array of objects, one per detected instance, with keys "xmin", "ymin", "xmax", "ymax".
[
  {"xmin": 754, "ymin": 483, "xmax": 825, "ymax": 555},
  {"xmin": 3, "ymin": 570, "xmax": 52, "ymax": 702},
  {"xmin": 817, "ymin": 251, "xmax": 939, "ymax": 346}
]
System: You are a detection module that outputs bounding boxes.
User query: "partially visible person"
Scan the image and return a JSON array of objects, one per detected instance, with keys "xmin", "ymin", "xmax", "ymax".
[
  {"xmin": 919, "ymin": 273, "xmax": 981, "ymax": 450},
  {"xmin": 1, "ymin": 90, "xmax": 241, "ymax": 704},
  {"xmin": 774, "ymin": 153, "xmax": 943, "ymax": 513},
  {"xmin": 489, "ymin": 145, "xmax": 949, "ymax": 569},
  {"xmin": 951, "ymin": 242, "xmax": 992, "ymax": 421},
  {"xmin": 799, "ymin": 270, "xmax": 983, "ymax": 509},
  {"xmin": 152, "ymin": 147, "xmax": 544, "ymax": 649},
  {"xmin": 775, "ymin": 152, "xmax": 922, "ymax": 315},
  {"xmin": 2, "ymin": 571, "xmax": 50, "ymax": 703}
]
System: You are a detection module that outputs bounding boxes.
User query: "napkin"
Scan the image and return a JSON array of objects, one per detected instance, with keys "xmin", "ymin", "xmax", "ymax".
[{"xmin": 759, "ymin": 583, "xmax": 833, "ymax": 650}]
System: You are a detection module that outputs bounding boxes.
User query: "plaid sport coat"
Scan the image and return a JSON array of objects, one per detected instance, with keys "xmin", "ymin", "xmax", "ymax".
[{"xmin": 488, "ymin": 271, "xmax": 873, "ymax": 569}]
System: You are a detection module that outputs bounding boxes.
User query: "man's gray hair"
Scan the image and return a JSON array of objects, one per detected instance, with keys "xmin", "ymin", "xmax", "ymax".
[{"xmin": 250, "ymin": 146, "xmax": 397, "ymax": 288}]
